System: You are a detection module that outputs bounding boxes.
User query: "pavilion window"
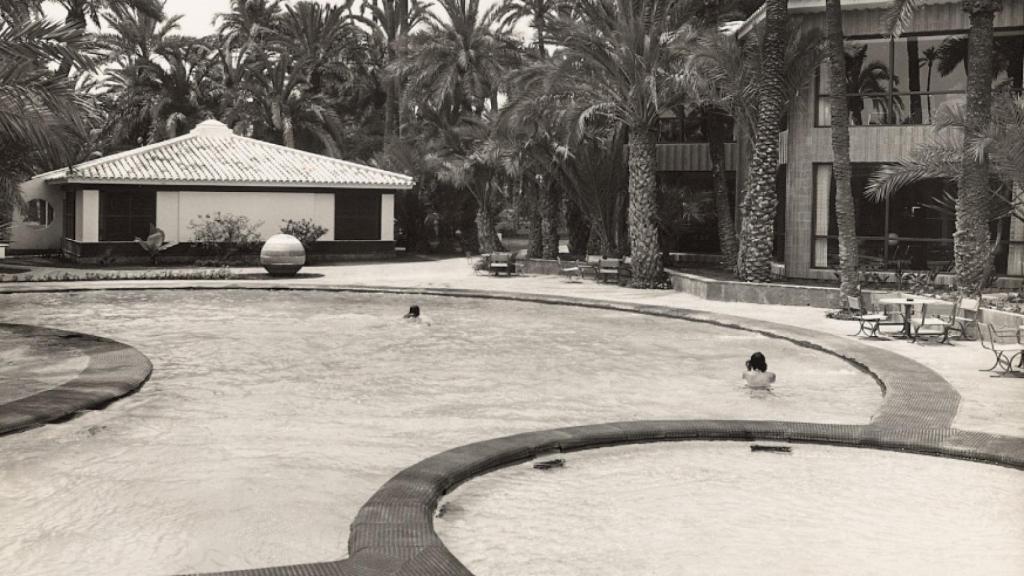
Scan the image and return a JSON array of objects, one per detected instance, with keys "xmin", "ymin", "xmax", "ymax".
[
  {"xmin": 815, "ymin": 29, "xmax": 1024, "ymax": 127},
  {"xmin": 98, "ymin": 190, "xmax": 156, "ymax": 242},
  {"xmin": 335, "ymin": 190, "xmax": 381, "ymax": 240}
]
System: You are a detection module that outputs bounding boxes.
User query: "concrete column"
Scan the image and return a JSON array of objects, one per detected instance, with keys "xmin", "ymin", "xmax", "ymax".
[
  {"xmin": 156, "ymin": 191, "xmax": 180, "ymax": 243},
  {"xmin": 380, "ymin": 193, "xmax": 394, "ymax": 241},
  {"xmin": 79, "ymin": 189, "xmax": 99, "ymax": 242}
]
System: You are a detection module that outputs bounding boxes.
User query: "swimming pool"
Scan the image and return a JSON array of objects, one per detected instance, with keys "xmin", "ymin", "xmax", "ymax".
[
  {"xmin": 437, "ymin": 442, "xmax": 1024, "ymax": 576},
  {"xmin": 0, "ymin": 290, "xmax": 879, "ymax": 575}
]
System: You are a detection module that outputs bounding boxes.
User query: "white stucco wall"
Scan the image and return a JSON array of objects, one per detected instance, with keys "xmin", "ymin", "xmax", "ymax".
[
  {"xmin": 9, "ymin": 177, "xmax": 64, "ymax": 251},
  {"xmin": 380, "ymin": 193, "xmax": 394, "ymax": 242},
  {"xmin": 174, "ymin": 191, "xmax": 335, "ymax": 241}
]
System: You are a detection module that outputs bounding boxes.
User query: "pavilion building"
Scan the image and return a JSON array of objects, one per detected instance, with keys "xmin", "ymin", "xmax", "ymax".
[{"xmin": 10, "ymin": 119, "xmax": 414, "ymax": 263}]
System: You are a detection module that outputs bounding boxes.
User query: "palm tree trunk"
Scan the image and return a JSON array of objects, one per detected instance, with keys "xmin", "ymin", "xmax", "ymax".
[
  {"xmin": 627, "ymin": 128, "xmax": 661, "ymax": 287},
  {"xmin": 476, "ymin": 192, "xmax": 503, "ymax": 253},
  {"xmin": 566, "ymin": 196, "xmax": 589, "ymax": 256},
  {"xmin": 540, "ymin": 180, "xmax": 560, "ymax": 259},
  {"xmin": 827, "ymin": 0, "xmax": 859, "ymax": 303},
  {"xmin": 706, "ymin": 111, "xmax": 738, "ymax": 270},
  {"xmin": 955, "ymin": 0, "xmax": 1001, "ymax": 295},
  {"xmin": 906, "ymin": 37, "xmax": 923, "ymax": 123},
  {"xmin": 527, "ymin": 181, "xmax": 543, "ymax": 257},
  {"xmin": 737, "ymin": 0, "xmax": 788, "ymax": 282}
]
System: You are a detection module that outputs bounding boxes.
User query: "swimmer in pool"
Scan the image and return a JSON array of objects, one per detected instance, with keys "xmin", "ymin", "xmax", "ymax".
[
  {"xmin": 742, "ymin": 352, "xmax": 776, "ymax": 392},
  {"xmin": 402, "ymin": 305, "xmax": 431, "ymax": 325}
]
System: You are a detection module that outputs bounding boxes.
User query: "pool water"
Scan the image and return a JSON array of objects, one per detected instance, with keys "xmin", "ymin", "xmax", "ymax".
[
  {"xmin": 0, "ymin": 290, "xmax": 879, "ymax": 575},
  {"xmin": 437, "ymin": 442, "xmax": 1024, "ymax": 576}
]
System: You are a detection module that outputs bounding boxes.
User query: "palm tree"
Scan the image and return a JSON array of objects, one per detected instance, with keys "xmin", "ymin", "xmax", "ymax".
[
  {"xmin": 493, "ymin": 0, "xmax": 566, "ymax": 57},
  {"xmin": 0, "ymin": 16, "xmax": 93, "ymax": 239},
  {"xmin": 826, "ymin": 0, "xmax": 858, "ymax": 304},
  {"xmin": 399, "ymin": 0, "xmax": 521, "ymax": 118},
  {"xmin": 735, "ymin": 0, "xmax": 790, "ymax": 282},
  {"xmin": 515, "ymin": 0, "xmax": 697, "ymax": 287},
  {"xmin": 556, "ymin": 128, "xmax": 629, "ymax": 256},
  {"xmin": 843, "ymin": 44, "xmax": 893, "ymax": 125},
  {"xmin": 53, "ymin": 0, "xmax": 163, "ymax": 75},
  {"xmin": 359, "ymin": 0, "xmax": 428, "ymax": 136},
  {"xmin": 886, "ymin": 0, "xmax": 1004, "ymax": 295}
]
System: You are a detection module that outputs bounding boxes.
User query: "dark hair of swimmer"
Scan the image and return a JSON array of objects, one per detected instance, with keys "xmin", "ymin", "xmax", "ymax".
[
  {"xmin": 404, "ymin": 305, "xmax": 421, "ymax": 318},
  {"xmin": 746, "ymin": 352, "xmax": 767, "ymax": 372}
]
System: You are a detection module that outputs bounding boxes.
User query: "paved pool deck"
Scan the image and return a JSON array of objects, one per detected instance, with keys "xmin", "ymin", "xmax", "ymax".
[{"xmin": 2, "ymin": 257, "xmax": 1023, "ymax": 576}]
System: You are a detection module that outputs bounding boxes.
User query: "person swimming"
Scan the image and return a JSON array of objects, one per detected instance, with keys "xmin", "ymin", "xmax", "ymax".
[
  {"xmin": 742, "ymin": 352, "xmax": 776, "ymax": 392},
  {"xmin": 402, "ymin": 305, "xmax": 431, "ymax": 325}
]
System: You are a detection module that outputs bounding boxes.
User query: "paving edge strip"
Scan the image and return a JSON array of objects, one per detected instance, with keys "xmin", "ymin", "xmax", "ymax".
[
  {"xmin": 0, "ymin": 323, "xmax": 153, "ymax": 436},
  {"xmin": 4, "ymin": 284, "xmax": 1022, "ymax": 576}
]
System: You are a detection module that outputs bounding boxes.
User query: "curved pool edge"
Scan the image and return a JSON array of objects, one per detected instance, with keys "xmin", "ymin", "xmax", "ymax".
[
  {"xmin": 0, "ymin": 322, "xmax": 153, "ymax": 436},
  {"xmin": 4, "ymin": 284, "xmax": 1019, "ymax": 576}
]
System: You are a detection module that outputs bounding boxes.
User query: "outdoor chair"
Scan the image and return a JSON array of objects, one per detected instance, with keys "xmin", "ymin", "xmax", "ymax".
[
  {"xmin": 976, "ymin": 322, "xmax": 1024, "ymax": 374},
  {"xmin": 909, "ymin": 301, "xmax": 956, "ymax": 344},
  {"xmin": 488, "ymin": 252, "xmax": 514, "ymax": 276},
  {"xmin": 848, "ymin": 295, "xmax": 888, "ymax": 338},
  {"xmin": 557, "ymin": 255, "xmax": 584, "ymax": 282},
  {"xmin": 950, "ymin": 297, "xmax": 980, "ymax": 340},
  {"xmin": 597, "ymin": 258, "xmax": 621, "ymax": 284},
  {"xmin": 582, "ymin": 255, "xmax": 602, "ymax": 279}
]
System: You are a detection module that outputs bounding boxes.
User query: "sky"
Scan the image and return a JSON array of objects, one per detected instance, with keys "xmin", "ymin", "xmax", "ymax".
[{"xmin": 43, "ymin": 0, "xmax": 511, "ymax": 38}]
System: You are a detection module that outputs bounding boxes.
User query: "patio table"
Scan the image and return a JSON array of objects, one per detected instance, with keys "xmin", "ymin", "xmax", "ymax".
[{"xmin": 877, "ymin": 296, "xmax": 942, "ymax": 339}]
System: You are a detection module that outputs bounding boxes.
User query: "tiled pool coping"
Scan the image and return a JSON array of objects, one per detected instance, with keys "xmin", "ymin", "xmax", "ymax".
[
  {"xmin": 0, "ymin": 323, "xmax": 152, "ymax": 436},
  {"xmin": 3, "ymin": 284, "xmax": 1022, "ymax": 576}
]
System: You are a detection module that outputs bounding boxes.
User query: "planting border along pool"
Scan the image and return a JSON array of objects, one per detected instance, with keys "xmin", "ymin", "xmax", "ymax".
[
  {"xmin": 3, "ymin": 284, "xmax": 1023, "ymax": 576},
  {"xmin": 0, "ymin": 323, "xmax": 152, "ymax": 436}
]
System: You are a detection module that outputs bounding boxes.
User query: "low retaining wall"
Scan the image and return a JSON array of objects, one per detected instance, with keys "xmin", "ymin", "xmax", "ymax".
[{"xmin": 667, "ymin": 269, "xmax": 840, "ymax": 308}]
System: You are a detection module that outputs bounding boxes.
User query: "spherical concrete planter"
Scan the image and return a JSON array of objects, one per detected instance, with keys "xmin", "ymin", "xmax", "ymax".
[{"xmin": 260, "ymin": 234, "xmax": 305, "ymax": 276}]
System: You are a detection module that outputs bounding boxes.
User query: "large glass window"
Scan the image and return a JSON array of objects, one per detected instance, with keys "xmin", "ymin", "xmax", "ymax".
[
  {"xmin": 816, "ymin": 28, "xmax": 1024, "ymax": 126},
  {"xmin": 812, "ymin": 163, "xmax": 1010, "ymax": 273},
  {"xmin": 657, "ymin": 172, "xmax": 736, "ymax": 254},
  {"xmin": 98, "ymin": 190, "xmax": 156, "ymax": 241}
]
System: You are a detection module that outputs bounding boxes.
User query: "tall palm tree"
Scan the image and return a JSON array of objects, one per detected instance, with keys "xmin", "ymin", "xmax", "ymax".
[
  {"xmin": 53, "ymin": 0, "xmax": 163, "ymax": 75},
  {"xmin": 399, "ymin": 0, "xmax": 521, "ymax": 118},
  {"xmin": 826, "ymin": 0, "xmax": 858, "ymax": 303},
  {"xmin": 493, "ymin": 0, "xmax": 566, "ymax": 57},
  {"xmin": 886, "ymin": 0, "xmax": 1003, "ymax": 295},
  {"xmin": 359, "ymin": 0, "xmax": 428, "ymax": 136},
  {"xmin": 0, "ymin": 16, "xmax": 93, "ymax": 238},
  {"xmin": 733, "ymin": 0, "xmax": 788, "ymax": 282},
  {"xmin": 515, "ymin": 0, "xmax": 697, "ymax": 287}
]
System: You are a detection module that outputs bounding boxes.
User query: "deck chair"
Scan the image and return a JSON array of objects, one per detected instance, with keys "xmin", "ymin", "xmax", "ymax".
[
  {"xmin": 488, "ymin": 252, "xmax": 514, "ymax": 276},
  {"xmin": 557, "ymin": 255, "xmax": 584, "ymax": 282},
  {"xmin": 977, "ymin": 322, "xmax": 1024, "ymax": 373},
  {"xmin": 581, "ymin": 254, "xmax": 602, "ymax": 279},
  {"xmin": 910, "ymin": 301, "xmax": 956, "ymax": 343},
  {"xmin": 597, "ymin": 258, "xmax": 621, "ymax": 284},
  {"xmin": 848, "ymin": 295, "xmax": 887, "ymax": 337}
]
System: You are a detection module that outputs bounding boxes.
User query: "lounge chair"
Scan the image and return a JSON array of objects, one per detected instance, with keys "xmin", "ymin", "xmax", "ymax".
[
  {"xmin": 557, "ymin": 255, "xmax": 584, "ymax": 282},
  {"xmin": 488, "ymin": 252, "xmax": 514, "ymax": 276},
  {"xmin": 977, "ymin": 322, "xmax": 1024, "ymax": 373},
  {"xmin": 597, "ymin": 258, "xmax": 621, "ymax": 284}
]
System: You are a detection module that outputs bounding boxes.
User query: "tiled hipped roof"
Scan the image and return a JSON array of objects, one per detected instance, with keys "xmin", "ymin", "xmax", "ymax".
[{"xmin": 46, "ymin": 120, "xmax": 414, "ymax": 190}]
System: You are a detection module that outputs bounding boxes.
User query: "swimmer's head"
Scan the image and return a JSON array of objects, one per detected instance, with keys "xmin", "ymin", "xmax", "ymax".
[
  {"xmin": 746, "ymin": 352, "xmax": 767, "ymax": 372},
  {"xmin": 404, "ymin": 305, "xmax": 421, "ymax": 318}
]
